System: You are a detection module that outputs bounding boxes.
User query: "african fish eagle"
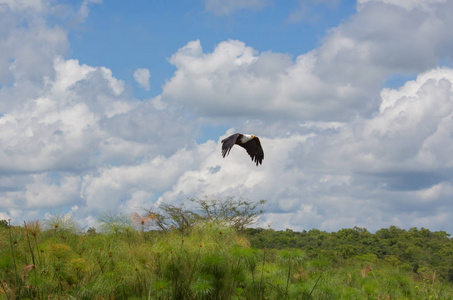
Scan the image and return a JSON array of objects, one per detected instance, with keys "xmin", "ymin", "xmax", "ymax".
[{"xmin": 221, "ymin": 133, "xmax": 264, "ymax": 166}]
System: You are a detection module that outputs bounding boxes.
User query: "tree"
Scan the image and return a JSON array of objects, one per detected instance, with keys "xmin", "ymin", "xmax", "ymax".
[
  {"xmin": 192, "ymin": 196, "xmax": 266, "ymax": 231},
  {"xmin": 0, "ymin": 219, "xmax": 8, "ymax": 228},
  {"xmin": 143, "ymin": 196, "xmax": 266, "ymax": 233},
  {"xmin": 143, "ymin": 203, "xmax": 199, "ymax": 233}
]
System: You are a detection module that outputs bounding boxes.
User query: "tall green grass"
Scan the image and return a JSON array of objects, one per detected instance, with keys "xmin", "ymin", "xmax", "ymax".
[{"xmin": 1, "ymin": 216, "xmax": 453, "ymax": 299}]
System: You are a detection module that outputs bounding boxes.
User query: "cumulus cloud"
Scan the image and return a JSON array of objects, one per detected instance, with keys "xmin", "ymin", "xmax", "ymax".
[
  {"xmin": 313, "ymin": 67, "xmax": 453, "ymax": 177},
  {"xmin": 0, "ymin": 0, "xmax": 49, "ymax": 13},
  {"xmin": 160, "ymin": 39, "xmax": 366, "ymax": 120},
  {"xmin": 0, "ymin": 51, "xmax": 197, "ymax": 218},
  {"xmin": 80, "ymin": 144, "xmax": 206, "ymax": 214},
  {"xmin": 0, "ymin": 57, "xmax": 128, "ymax": 173},
  {"xmin": 0, "ymin": 1, "xmax": 197, "ymax": 225},
  {"xmin": 205, "ymin": 0, "xmax": 271, "ymax": 15},
  {"xmin": 163, "ymin": 0, "xmax": 453, "ymax": 121},
  {"xmin": 133, "ymin": 68, "xmax": 151, "ymax": 91},
  {"xmin": 289, "ymin": 67, "xmax": 453, "ymax": 231}
]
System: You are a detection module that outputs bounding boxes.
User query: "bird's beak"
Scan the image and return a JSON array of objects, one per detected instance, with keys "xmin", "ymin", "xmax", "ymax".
[{"xmin": 251, "ymin": 135, "xmax": 255, "ymax": 138}]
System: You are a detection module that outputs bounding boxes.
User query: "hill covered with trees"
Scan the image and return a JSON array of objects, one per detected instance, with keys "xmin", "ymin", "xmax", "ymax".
[{"xmin": 246, "ymin": 226, "xmax": 453, "ymax": 280}]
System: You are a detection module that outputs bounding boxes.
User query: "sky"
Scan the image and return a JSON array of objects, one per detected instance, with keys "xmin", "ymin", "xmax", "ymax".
[{"xmin": 1, "ymin": 0, "xmax": 453, "ymax": 233}]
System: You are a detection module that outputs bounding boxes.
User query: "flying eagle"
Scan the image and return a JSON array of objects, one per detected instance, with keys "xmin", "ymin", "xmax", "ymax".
[{"xmin": 221, "ymin": 133, "xmax": 264, "ymax": 166}]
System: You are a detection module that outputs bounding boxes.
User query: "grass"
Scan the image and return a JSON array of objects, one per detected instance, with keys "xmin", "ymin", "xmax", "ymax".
[{"xmin": 1, "ymin": 217, "xmax": 453, "ymax": 299}]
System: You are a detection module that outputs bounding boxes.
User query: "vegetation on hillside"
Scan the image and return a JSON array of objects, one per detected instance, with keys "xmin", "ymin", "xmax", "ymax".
[
  {"xmin": 1, "ymin": 198, "xmax": 453, "ymax": 299},
  {"xmin": 246, "ymin": 225, "xmax": 453, "ymax": 282}
]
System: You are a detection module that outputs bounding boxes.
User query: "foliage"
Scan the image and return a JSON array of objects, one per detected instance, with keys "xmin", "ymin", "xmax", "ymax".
[
  {"xmin": 1, "ymin": 212, "xmax": 453, "ymax": 299},
  {"xmin": 143, "ymin": 196, "xmax": 266, "ymax": 233},
  {"xmin": 42, "ymin": 212, "xmax": 78, "ymax": 233},
  {"xmin": 245, "ymin": 225, "xmax": 453, "ymax": 283},
  {"xmin": 0, "ymin": 220, "xmax": 7, "ymax": 229},
  {"xmin": 146, "ymin": 202, "xmax": 199, "ymax": 233},
  {"xmin": 193, "ymin": 196, "xmax": 266, "ymax": 231},
  {"xmin": 98, "ymin": 210, "xmax": 133, "ymax": 235}
]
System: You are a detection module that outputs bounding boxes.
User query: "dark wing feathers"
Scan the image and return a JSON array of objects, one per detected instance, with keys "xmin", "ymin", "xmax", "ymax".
[
  {"xmin": 221, "ymin": 133, "xmax": 264, "ymax": 166},
  {"xmin": 221, "ymin": 133, "xmax": 240, "ymax": 158},
  {"xmin": 240, "ymin": 138, "xmax": 264, "ymax": 166}
]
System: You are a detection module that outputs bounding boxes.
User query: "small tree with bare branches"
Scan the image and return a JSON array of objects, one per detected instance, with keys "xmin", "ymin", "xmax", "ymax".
[{"xmin": 143, "ymin": 196, "xmax": 266, "ymax": 233}]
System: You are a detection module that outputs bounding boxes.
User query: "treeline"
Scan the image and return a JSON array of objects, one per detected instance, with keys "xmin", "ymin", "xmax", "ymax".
[{"xmin": 245, "ymin": 226, "xmax": 453, "ymax": 282}]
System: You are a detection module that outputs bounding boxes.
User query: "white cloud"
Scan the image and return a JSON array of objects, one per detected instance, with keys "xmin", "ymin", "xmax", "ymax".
[
  {"xmin": 0, "ymin": 52, "xmax": 197, "ymax": 174},
  {"xmin": 0, "ymin": 173, "xmax": 82, "ymax": 223},
  {"xmin": 357, "ymin": 0, "xmax": 447, "ymax": 10},
  {"xmin": 77, "ymin": 0, "xmax": 103, "ymax": 22},
  {"xmin": 0, "ymin": 212, "xmax": 11, "ymax": 220},
  {"xmin": 205, "ymin": 0, "xmax": 271, "ymax": 15},
  {"xmin": 341, "ymin": 67, "xmax": 453, "ymax": 174},
  {"xmin": 133, "ymin": 68, "xmax": 151, "ymax": 91},
  {"xmin": 161, "ymin": 38, "xmax": 367, "ymax": 120},
  {"xmin": 80, "ymin": 145, "xmax": 204, "ymax": 214},
  {"xmin": 0, "ymin": 2, "xmax": 198, "ymax": 225},
  {"xmin": 163, "ymin": 1, "xmax": 453, "ymax": 122},
  {"xmin": 0, "ymin": 0, "xmax": 49, "ymax": 13}
]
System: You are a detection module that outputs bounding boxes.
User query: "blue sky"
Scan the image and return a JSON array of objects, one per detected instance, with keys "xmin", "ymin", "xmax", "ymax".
[
  {"xmin": 69, "ymin": 1, "xmax": 356, "ymax": 99},
  {"xmin": 2, "ymin": 0, "xmax": 453, "ymax": 234}
]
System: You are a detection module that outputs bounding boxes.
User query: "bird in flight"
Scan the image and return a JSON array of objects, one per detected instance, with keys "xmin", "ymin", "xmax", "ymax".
[{"xmin": 221, "ymin": 133, "xmax": 264, "ymax": 166}]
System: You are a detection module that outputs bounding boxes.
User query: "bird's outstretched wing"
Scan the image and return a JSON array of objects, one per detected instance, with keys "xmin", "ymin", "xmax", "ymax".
[
  {"xmin": 241, "ymin": 138, "xmax": 264, "ymax": 166},
  {"xmin": 221, "ymin": 133, "xmax": 240, "ymax": 158}
]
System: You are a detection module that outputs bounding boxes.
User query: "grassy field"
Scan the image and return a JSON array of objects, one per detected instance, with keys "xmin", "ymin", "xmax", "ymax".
[{"xmin": 1, "ymin": 218, "xmax": 453, "ymax": 299}]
